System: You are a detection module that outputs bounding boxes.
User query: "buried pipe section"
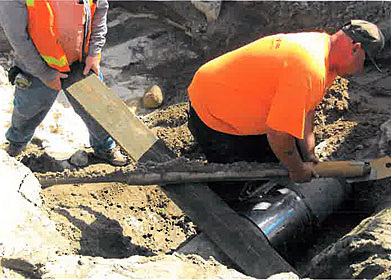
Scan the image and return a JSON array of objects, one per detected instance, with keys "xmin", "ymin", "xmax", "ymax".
[{"xmin": 237, "ymin": 178, "xmax": 351, "ymax": 256}]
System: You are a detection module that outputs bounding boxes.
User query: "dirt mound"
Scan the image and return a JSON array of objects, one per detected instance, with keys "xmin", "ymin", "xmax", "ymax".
[{"xmin": 143, "ymin": 103, "xmax": 199, "ymax": 158}]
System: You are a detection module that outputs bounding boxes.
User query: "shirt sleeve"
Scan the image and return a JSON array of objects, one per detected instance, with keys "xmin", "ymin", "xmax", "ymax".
[
  {"xmin": 266, "ymin": 65, "xmax": 311, "ymax": 139},
  {"xmin": 88, "ymin": 0, "xmax": 109, "ymax": 57},
  {"xmin": 0, "ymin": 0, "xmax": 58, "ymax": 83}
]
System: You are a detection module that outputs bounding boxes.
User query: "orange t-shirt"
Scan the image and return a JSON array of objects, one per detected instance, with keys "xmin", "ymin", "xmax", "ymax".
[{"xmin": 188, "ymin": 32, "xmax": 337, "ymax": 139}]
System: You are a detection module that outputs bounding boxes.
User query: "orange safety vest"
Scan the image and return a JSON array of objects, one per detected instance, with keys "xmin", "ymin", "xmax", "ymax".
[{"xmin": 25, "ymin": 0, "xmax": 97, "ymax": 72}]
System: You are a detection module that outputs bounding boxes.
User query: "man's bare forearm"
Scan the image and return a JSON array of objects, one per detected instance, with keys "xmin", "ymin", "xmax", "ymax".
[
  {"xmin": 266, "ymin": 127, "xmax": 303, "ymax": 171},
  {"xmin": 297, "ymin": 110, "xmax": 316, "ymax": 161},
  {"xmin": 266, "ymin": 127, "xmax": 315, "ymax": 182},
  {"xmin": 298, "ymin": 131, "xmax": 315, "ymax": 160}
]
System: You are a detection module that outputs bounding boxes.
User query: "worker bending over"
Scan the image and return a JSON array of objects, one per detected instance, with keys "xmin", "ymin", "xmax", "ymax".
[{"xmin": 187, "ymin": 20, "xmax": 384, "ymax": 200}]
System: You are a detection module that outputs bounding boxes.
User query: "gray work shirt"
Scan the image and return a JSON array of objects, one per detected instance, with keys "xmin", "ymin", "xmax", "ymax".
[{"xmin": 0, "ymin": 0, "xmax": 109, "ymax": 84}]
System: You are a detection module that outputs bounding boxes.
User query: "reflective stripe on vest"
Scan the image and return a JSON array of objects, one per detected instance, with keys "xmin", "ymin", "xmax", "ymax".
[{"xmin": 26, "ymin": 0, "xmax": 97, "ymax": 72}]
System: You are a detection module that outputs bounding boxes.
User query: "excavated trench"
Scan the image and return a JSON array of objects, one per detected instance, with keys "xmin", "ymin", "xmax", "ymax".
[
  {"xmin": 2, "ymin": 1, "xmax": 391, "ymax": 278},
  {"xmin": 31, "ymin": 74, "xmax": 391, "ymax": 278}
]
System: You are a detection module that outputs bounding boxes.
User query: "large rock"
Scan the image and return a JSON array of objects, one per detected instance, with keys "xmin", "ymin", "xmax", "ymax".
[
  {"xmin": 36, "ymin": 253, "xmax": 300, "ymax": 279},
  {"xmin": 37, "ymin": 254, "xmax": 253, "ymax": 279},
  {"xmin": 305, "ymin": 194, "xmax": 391, "ymax": 279},
  {"xmin": 0, "ymin": 150, "xmax": 72, "ymax": 275}
]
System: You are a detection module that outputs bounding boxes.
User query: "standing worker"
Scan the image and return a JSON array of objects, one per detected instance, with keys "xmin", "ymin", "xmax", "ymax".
[
  {"xmin": 187, "ymin": 20, "xmax": 384, "ymax": 200},
  {"xmin": 0, "ymin": 0, "xmax": 128, "ymax": 166}
]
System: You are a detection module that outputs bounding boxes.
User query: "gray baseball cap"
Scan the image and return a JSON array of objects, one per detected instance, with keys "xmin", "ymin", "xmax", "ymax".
[{"xmin": 342, "ymin": 19, "xmax": 385, "ymax": 72}]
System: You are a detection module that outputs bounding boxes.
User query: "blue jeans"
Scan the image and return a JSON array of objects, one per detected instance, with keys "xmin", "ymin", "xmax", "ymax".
[{"xmin": 6, "ymin": 71, "xmax": 115, "ymax": 152}]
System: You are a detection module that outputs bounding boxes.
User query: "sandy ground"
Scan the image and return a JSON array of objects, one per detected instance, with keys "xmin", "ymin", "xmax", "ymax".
[
  {"xmin": 23, "ymin": 102, "xmax": 198, "ymax": 258},
  {"xmin": 42, "ymin": 183, "xmax": 196, "ymax": 257}
]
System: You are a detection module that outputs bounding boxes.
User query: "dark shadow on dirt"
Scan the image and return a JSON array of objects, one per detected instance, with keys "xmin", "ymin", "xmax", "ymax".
[
  {"xmin": 22, "ymin": 150, "xmax": 133, "ymax": 174},
  {"xmin": 292, "ymin": 195, "xmax": 370, "ymax": 273},
  {"xmin": 53, "ymin": 205, "xmax": 155, "ymax": 258},
  {"xmin": 1, "ymin": 258, "xmax": 42, "ymax": 279},
  {"xmin": 21, "ymin": 152, "xmax": 72, "ymax": 173}
]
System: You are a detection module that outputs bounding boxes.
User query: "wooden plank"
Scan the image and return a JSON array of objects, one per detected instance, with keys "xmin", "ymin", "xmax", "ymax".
[
  {"xmin": 161, "ymin": 183, "xmax": 295, "ymax": 277},
  {"xmin": 176, "ymin": 233, "xmax": 237, "ymax": 270},
  {"xmin": 65, "ymin": 73, "xmax": 163, "ymax": 162},
  {"xmin": 62, "ymin": 66, "xmax": 295, "ymax": 278}
]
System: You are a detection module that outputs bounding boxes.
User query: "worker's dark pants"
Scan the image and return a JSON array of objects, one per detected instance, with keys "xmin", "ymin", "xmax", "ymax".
[
  {"xmin": 188, "ymin": 104, "xmax": 279, "ymax": 202},
  {"xmin": 6, "ymin": 69, "xmax": 115, "ymax": 153}
]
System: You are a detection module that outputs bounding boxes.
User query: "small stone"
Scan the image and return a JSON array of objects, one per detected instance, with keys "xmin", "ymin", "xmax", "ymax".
[
  {"xmin": 69, "ymin": 150, "xmax": 89, "ymax": 167},
  {"xmin": 143, "ymin": 85, "xmax": 163, "ymax": 109}
]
